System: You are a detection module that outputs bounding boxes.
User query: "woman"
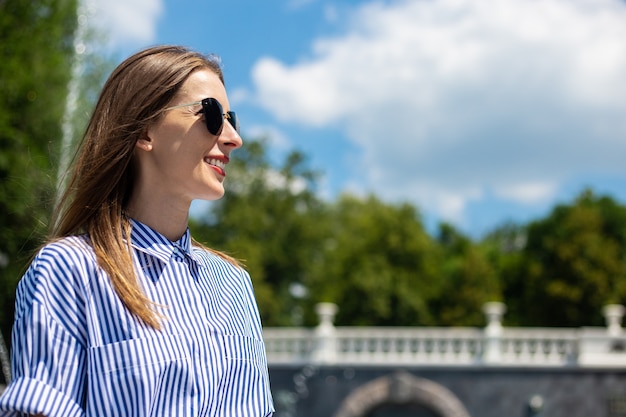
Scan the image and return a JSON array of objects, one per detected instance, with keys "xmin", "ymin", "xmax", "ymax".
[{"xmin": 0, "ymin": 45, "xmax": 274, "ymax": 416}]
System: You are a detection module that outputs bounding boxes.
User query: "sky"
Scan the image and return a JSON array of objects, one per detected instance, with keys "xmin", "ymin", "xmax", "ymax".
[{"xmin": 81, "ymin": 0, "xmax": 626, "ymax": 238}]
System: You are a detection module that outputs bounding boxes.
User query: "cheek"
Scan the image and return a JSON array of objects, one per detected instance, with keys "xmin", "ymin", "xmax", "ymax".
[
  {"xmin": 150, "ymin": 125, "xmax": 189, "ymax": 157},
  {"xmin": 148, "ymin": 112, "xmax": 195, "ymax": 144}
]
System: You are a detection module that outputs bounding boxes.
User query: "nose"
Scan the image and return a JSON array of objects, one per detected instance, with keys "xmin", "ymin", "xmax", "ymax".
[{"xmin": 219, "ymin": 119, "xmax": 243, "ymax": 150}]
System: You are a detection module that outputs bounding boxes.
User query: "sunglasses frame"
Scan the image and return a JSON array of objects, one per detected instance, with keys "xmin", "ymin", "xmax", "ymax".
[{"xmin": 163, "ymin": 97, "xmax": 239, "ymax": 136}]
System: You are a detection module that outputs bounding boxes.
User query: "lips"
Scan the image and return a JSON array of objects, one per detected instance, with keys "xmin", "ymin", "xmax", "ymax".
[{"xmin": 204, "ymin": 157, "xmax": 226, "ymax": 176}]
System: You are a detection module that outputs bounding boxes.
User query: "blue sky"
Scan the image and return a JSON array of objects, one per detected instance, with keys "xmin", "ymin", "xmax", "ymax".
[{"xmin": 83, "ymin": 0, "xmax": 626, "ymax": 238}]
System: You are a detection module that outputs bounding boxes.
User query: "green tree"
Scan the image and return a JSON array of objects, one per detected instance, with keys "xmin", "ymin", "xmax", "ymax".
[
  {"xmin": 433, "ymin": 223, "xmax": 501, "ymax": 326},
  {"xmin": 0, "ymin": 0, "xmax": 78, "ymax": 342},
  {"xmin": 480, "ymin": 222, "xmax": 528, "ymax": 326},
  {"xmin": 307, "ymin": 194, "xmax": 443, "ymax": 326},
  {"xmin": 515, "ymin": 190, "xmax": 626, "ymax": 327}
]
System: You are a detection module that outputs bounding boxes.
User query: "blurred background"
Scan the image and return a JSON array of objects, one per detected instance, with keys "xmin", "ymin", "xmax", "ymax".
[{"xmin": 2, "ymin": 0, "xmax": 626, "ymax": 415}]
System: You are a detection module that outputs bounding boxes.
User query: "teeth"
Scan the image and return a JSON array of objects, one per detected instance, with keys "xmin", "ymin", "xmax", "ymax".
[{"xmin": 205, "ymin": 158, "xmax": 225, "ymax": 169}]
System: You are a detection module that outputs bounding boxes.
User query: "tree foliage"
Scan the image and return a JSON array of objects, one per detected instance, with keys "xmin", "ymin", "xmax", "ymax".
[
  {"xmin": 305, "ymin": 194, "xmax": 443, "ymax": 326},
  {"xmin": 480, "ymin": 222, "xmax": 527, "ymax": 326},
  {"xmin": 511, "ymin": 190, "xmax": 626, "ymax": 326},
  {"xmin": 433, "ymin": 223, "xmax": 501, "ymax": 326},
  {"xmin": 0, "ymin": 0, "xmax": 78, "ymax": 338}
]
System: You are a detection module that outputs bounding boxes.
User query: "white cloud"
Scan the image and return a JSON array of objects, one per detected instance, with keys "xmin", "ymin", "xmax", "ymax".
[
  {"xmin": 244, "ymin": 125, "xmax": 292, "ymax": 153},
  {"xmin": 264, "ymin": 170, "xmax": 308, "ymax": 195},
  {"xmin": 86, "ymin": 0, "xmax": 163, "ymax": 48},
  {"xmin": 251, "ymin": 0, "xmax": 626, "ymax": 224},
  {"xmin": 495, "ymin": 182, "xmax": 557, "ymax": 205}
]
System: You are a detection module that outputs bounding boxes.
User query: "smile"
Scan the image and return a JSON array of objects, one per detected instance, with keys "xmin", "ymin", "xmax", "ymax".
[{"xmin": 204, "ymin": 157, "xmax": 226, "ymax": 176}]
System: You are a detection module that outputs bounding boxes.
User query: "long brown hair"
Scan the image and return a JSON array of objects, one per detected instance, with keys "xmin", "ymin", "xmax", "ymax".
[{"xmin": 51, "ymin": 45, "xmax": 234, "ymax": 329}]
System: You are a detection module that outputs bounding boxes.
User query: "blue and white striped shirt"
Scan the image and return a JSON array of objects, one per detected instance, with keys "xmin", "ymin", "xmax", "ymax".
[{"xmin": 0, "ymin": 219, "xmax": 274, "ymax": 417}]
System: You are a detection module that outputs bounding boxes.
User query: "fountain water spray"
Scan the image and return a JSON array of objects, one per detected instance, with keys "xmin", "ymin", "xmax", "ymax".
[{"xmin": 56, "ymin": 0, "xmax": 95, "ymax": 200}]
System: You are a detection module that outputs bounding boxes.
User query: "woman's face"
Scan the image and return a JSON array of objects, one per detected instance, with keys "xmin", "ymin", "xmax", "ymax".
[{"xmin": 138, "ymin": 69, "xmax": 242, "ymax": 205}]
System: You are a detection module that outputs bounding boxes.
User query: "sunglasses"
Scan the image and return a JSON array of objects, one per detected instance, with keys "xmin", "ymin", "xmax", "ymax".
[{"xmin": 163, "ymin": 98, "xmax": 239, "ymax": 136}]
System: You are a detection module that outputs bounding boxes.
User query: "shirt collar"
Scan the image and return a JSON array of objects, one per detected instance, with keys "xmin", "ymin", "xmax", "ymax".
[{"xmin": 129, "ymin": 218, "xmax": 195, "ymax": 264}]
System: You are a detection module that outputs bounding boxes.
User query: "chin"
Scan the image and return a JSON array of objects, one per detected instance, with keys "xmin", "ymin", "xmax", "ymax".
[{"xmin": 202, "ymin": 188, "xmax": 225, "ymax": 201}]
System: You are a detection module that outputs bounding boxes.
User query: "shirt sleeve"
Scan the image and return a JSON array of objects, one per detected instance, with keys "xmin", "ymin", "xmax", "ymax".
[{"xmin": 0, "ymin": 245, "xmax": 88, "ymax": 417}]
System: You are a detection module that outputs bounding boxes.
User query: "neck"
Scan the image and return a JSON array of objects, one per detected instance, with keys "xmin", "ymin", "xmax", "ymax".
[{"xmin": 125, "ymin": 193, "xmax": 191, "ymax": 242}]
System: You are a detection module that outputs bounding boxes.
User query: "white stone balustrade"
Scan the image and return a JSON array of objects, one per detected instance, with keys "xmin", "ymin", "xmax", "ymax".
[
  {"xmin": 335, "ymin": 327, "xmax": 484, "ymax": 366},
  {"xmin": 263, "ymin": 302, "xmax": 626, "ymax": 367},
  {"xmin": 497, "ymin": 329, "xmax": 578, "ymax": 366}
]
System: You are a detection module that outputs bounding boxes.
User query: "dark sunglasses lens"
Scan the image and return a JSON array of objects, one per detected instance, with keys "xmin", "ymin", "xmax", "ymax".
[
  {"xmin": 227, "ymin": 111, "xmax": 239, "ymax": 133},
  {"xmin": 201, "ymin": 98, "xmax": 224, "ymax": 135}
]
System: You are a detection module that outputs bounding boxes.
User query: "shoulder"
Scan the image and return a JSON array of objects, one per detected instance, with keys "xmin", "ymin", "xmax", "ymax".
[
  {"xmin": 33, "ymin": 235, "xmax": 96, "ymax": 269},
  {"xmin": 190, "ymin": 247, "xmax": 260, "ymax": 309},
  {"xmin": 26, "ymin": 236, "xmax": 99, "ymax": 285},
  {"xmin": 16, "ymin": 236, "xmax": 95, "ymax": 322},
  {"xmin": 191, "ymin": 246, "xmax": 248, "ymax": 277}
]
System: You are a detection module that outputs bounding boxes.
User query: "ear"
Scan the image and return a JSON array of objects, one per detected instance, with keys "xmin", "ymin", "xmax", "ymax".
[{"xmin": 135, "ymin": 131, "xmax": 153, "ymax": 152}]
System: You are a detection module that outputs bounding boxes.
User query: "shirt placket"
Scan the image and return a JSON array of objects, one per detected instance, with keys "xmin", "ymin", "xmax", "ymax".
[{"xmin": 171, "ymin": 246, "xmax": 213, "ymax": 416}]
